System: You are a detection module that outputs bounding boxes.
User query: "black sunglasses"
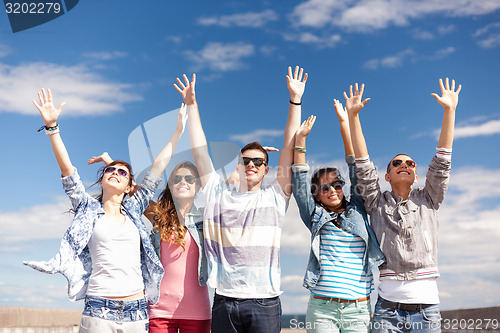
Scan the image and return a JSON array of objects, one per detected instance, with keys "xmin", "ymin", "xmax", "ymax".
[
  {"xmin": 173, "ymin": 175, "xmax": 196, "ymax": 185},
  {"xmin": 319, "ymin": 180, "xmax": 345, "ymax": 193},
  {"xmin": 104, "ymin": 166, "xmax": 129, "ymax": 178},
  {"xmin": 391, "ymin": 159, "xmax": 416, "ymax": 168},
  {"xmin": 238, "ymin": 157, "xmax": 267, "ymax": 167}
]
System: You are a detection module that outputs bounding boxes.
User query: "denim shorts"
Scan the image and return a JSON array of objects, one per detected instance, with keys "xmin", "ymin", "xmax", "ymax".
[{"xmin": 82, "ymin": 295, "xmax": 148, "ymax": 322}]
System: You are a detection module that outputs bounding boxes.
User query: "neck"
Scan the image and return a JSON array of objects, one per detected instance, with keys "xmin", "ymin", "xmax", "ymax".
[
  {"xmin": 391, "ymin": 183, "xmax": 412, "ymax": 201},
  {"xmin": 238, "ymin": 179, "xmax": 262, "ymax": 192},
  {"xmin": 174, "ymin": 198, "xmax": 194, "ymax": 221},
  {"xmin": 102, "ymin": 193, "xmax": 124, "ymax": 215}
]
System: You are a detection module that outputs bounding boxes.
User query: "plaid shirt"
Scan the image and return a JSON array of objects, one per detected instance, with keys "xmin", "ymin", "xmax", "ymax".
[{"xmin": 24, "ymin": 169, "xmax": 164, "ymax": 304}]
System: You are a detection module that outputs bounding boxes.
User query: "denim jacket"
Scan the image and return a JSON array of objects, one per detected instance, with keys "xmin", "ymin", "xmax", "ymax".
[
  {"xmin": 355, "ymin": 155, "xmax": 450, "ymax": 280},
  {"xmin": 292, "ymin": 156, "xmax": 385, "ymax": 290},
  {"xmin": 24, "ymin": 169, "xmax": 165, "ymax": 304},
  {"xmin": 149, "ymin": 193, "xmax": 208, "ymax": 286}
]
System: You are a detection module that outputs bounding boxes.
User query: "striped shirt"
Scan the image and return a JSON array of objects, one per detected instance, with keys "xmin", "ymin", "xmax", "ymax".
[
  {"xmin": 311, "ymin": 221, "xmax": 373, "ymax": 300},
  {"xmin": 202, "ymin": 172, "xmax": 290, "ymax": 298}
]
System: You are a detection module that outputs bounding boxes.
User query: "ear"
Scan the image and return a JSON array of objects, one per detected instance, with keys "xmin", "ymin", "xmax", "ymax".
[
  {"xmin": 124, "ymin": 184, "xmax": 132, "ymax": 195},
  {"xmin": 414, "ymin": 173, "xmax": 418, "ymax": 183},
  {"xmin": 264, "ymin": 165, "xmax": 269, "ymax": 175},
  {"xmin": 385, "ymin": 173, "xmax": 391, "ymax": 182}
]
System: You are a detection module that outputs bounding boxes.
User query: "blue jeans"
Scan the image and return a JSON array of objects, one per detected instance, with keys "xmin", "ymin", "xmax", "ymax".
[
  {"xmin": 372, "ymin": 297, "xmax": 441, "ymax": 333},
  {"xmin": 211, "ymin": 293, "xmax": 281, "ymax": 333},
  {"xmin": 82, "ymin": 296, "xmax": 148, "ymax": 322}
]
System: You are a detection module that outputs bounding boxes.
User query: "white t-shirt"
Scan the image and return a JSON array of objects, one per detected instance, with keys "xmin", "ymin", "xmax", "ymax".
[{"xmin": 87, "ymin": 215, "xmax": 144, "ymax": 297}]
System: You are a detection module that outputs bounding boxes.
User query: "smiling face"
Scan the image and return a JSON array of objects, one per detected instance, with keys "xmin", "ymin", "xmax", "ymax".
[
  {"xmin": 170, "ymin": 167, "xmax": 200, "ymax": 201},
  {"xmin": 236, "ymin": 149, "xmax": 269, "ymax": 190},
  {"xmin": 100, "ymin": 162, "xmax": 132, "ymax": 196},
  {"xmin": 385, "ymin": 154, "xmax": 418, "ymax": 185},
  {"xmin": 315, "ymin": 171, "xmax": 345, "ymax": 212}
]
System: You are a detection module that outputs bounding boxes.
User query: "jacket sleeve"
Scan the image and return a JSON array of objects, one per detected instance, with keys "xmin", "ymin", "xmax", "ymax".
[
  {"xmin": 292, "ymin": 164, "xmax": 316, "ymax": 231},
  {"xmin": 354, "ymin": 161, "xmax": 382, "ymax": 215},
  {"xmin": 423, "ymin": 154, "xmax": 451, "ymax": 209},
  {"xmin": 128, "ymin": 172, "xmax": 162, "ymax": 215},
  {"xmin": 61, "ymin": 168, "xmax": 88, "ymax": 211},
  {"xmin": 346, "ymin": 155, "xmax": 367, "ymax": 216}
]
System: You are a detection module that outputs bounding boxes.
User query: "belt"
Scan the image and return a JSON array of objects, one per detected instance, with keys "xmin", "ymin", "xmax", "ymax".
[
  {"xmin": 215, "ymin": 293, "xmax": 279, "ymax": 301},
  {"xmin": 312, "ymin": 295, "xmax": 369, "ymax": 303},
  {"xmin": 381, "ymin": 300, "xmax": 434, "ymax": 312}
]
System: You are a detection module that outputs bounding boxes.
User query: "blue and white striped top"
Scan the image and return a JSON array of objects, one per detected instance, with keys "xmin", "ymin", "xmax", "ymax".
[{"xmin": 311, "ymin": 221, "xmax": 373, "ymax": 300}]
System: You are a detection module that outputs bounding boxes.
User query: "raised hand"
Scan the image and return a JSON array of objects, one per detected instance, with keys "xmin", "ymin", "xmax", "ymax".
[
  {"xmin": 334, "ymin": 99, "xmax": 348, "ymax": 123},
  {"xmin": 343, "ymin": 83, "xmax": 370, "ymax": 116},
  {"xmin": 88, "ymin": 152, "xmax": 112, "ymax": 166},
  {"xmin": 286, "ymin": 66, "xmax": 308, "ymax": 103},
  {"xmin": 263, "ymin": 146, "xmax": 279, "ymax": 152},
  {"xmin": 174, "ymin": 74, "xmax": 196, "ymax": 105},
  {"xmin": 176, "ymin": 103, "xmax": 188, "ymax": 134},
  {"xmin": 431, "ymin": 78, "xmax": 461, "ymax": 111},
  {"xmin": 295, "ymin": 115, "xmax": 316, "ymax": 139},
  {"xmin": 32, "ymin": 88, "xmax": 65, "ymax": 127}
]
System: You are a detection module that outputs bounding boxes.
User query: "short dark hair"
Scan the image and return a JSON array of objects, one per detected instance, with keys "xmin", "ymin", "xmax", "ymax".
[
  {"xmin": 240, "ymin": 141, "xmax": 269, "ymax": 164},
  {"xmin": 386, "ymin": 153, "xmax": 412, "ymax": 173}
]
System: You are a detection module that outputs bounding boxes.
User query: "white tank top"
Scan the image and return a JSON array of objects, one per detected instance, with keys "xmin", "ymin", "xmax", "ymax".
[{"xmin": 86, "ymin": 214, "xmax": 144, "ymax": 297}]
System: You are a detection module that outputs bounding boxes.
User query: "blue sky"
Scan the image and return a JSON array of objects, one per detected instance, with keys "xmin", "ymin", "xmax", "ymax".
[{"xmin": 1, "ymin": 0, "xmax": 500, "ymax": 314}]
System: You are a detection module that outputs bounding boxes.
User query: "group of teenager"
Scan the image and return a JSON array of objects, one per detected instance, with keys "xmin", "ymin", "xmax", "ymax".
[{"xmin": 25, "ymin": 66, "xmax": 461, "ymax": 333}]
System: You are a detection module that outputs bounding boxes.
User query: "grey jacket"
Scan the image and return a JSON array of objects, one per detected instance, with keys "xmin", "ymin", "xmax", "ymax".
[{"xmin": 355, "ymin": 155, "xmax": 451, "ymax": 280}]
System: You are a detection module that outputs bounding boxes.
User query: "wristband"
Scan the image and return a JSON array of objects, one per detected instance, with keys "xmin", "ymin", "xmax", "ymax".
[
  {"xmin": 37, "ymin": 123, "xmax": 58, "ymax": 132},
  {"xmin": 46, "ymin": 127, "xmax": 60, "ymax": 135},
  {"xmin": 289, "ymin": 100, "xmax": 302, "ymax": 106},
  {"xmin": 293, "ymin": 146, "xmax": 306, "ymax": 153}
]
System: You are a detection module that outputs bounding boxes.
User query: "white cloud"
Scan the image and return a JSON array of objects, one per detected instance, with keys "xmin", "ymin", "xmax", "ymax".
[
  {"xmin": 0, "ymin": 43, "xmax": 11, "ymax": 58},
  {"xmin": 412, "ymin": 29, "xmax": 434, "ymax": 40},
  {"xmin": 259, "ymin": 45, "xmax": 277, "ymax": 56},
  {"xmin": 473, "ymin": 22, "xmax": 500, "ymax": 48},
  {"xmin": 435, "ymin": 118, "xmax": 500, "ymax": 139},
  {"xmin": 229, "ymin": 129, "xmax": 284, "ymax": 145},
  {"xmin": 198, "ymin": 9, "xmax": 278, "ymax": 28},
  {"xmin": 290, "ymin": 0, "xmax": 500, "ymax": 32},
  {"xmin": 477, "ymin": 33, "xmax": 500, "ymax": 48},
  {"xmin": 0, "ymin": 62, "xmax": 142, "ymax": 116},
  {"xmin": 473, "ymin": 22, "xmax": 500, "ymax": 37},
  {"xmin": 437, "ymin": 24, "xmax": 456, "ymax": 35},
  {"xmin": 185, "ymin": 42, "xmax": 255, "ymax": 72},
  {"xmin": 363, "ymin": 48, "xmax": 415, "ymax": 70},
  {"xmin": 430, "ymin": 46, "xmax": 456, "ymax": 59},
  {"xmin": 284, "ymin": 32, "xmax": 342, "ymax": 48},
  {"xmin": 82, "ymin": 51, "xmax": 127, "ymax": 61},
  {"xmin": 0, "ymin": 196, "xmax": 73, "ymax": 242}
]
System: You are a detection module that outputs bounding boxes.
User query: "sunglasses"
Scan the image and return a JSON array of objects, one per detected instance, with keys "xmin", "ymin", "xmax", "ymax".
[
  {"xmin": 238, "ymin": 157, "xmax": 267, "ymax": 167},
  {"xmin": 173, "ymin": 175, "xmax": 196, "ymax": 185},
  {"xmin": 104, "ymin": 166, "xmax": 129, "ymax": 178},
  {"xmin": 319, "ymin": 180, "xmax": 345, "ymax": 193},
  {"xmin": 391, "ymin": 159, "xmax": 416, "ymax": 168}
]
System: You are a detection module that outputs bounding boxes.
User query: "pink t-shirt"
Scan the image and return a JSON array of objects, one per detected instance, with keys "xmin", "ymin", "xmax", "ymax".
[{"xmin": 148, "ymin": 231, "xmax": 211, "ymax": 320}]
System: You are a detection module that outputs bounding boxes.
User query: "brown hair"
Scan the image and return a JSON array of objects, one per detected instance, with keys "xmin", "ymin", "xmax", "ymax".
[
  {"xmin": 240, "ymin": 141, "xmax": 269, "ymax": 164},
  {"xmin": 153, "ymin": 162, "xmax": 200, "ymax": 250}
]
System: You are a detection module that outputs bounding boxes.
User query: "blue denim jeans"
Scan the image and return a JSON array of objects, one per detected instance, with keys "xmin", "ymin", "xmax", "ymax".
[
  {"xmin": 211, "ymin": 293, "xmax": 281, "ymax": 333},
  {"xmin": 372, "ymin": 297, "xmax": 441, "ymax": 333},
  {"xmin": 82, "ymin": 296, "xmax": 148, "ymax": 322}
]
